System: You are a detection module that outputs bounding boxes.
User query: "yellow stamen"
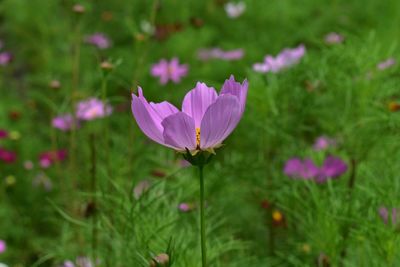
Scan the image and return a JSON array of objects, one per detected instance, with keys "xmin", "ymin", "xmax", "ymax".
[{"xmin": 196, "ymin": 127, "xmax": 201, "ymax": 147}]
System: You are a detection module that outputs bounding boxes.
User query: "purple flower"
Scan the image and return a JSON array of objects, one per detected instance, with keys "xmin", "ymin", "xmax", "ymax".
[
  {"xmin": 0, "ymin": 129, "xmax": 8, "ymax": 139},
  {"xmin": 284, "ymin": 156, "xmax": 347, "ymax": 183},
  {"xmin": 253, "ymin": 44, "xmax": 305, "ymax": 73},
  {"xmin": 315, "ymin": 156, "xmax": 348, "ymax": 183},
  {"xmin": 84, "ymin": 33, "xmax": 111, "ymax": 49},
  {"xmin": 284, "ymin": 158, "xmax": 319, "ymax": 179},
  {"xmin": 324, "ymin": 32, "xmax": 344, "ymax": 44},
  {"xmin": 0, "ymin": 240, "xmax": 6, "ymax": 254},
  {"xmin": 378, "ymin": 207, "xmax": 399, "ymax": 225},
  {"xmin": 178, "ymin": 202, "xmax": 192, "ymax": 212},
  {"xmin": 131, "ymin": 75, "xmax": 248, "ymax": 153},
  {"xmin": 224, "ymin": 2, "xmax": 246, "ymax": 18},
  {"xmin": 76, "ymin": 98, "xmax": 112, "ymax": 121},
  {"xmin": 61, "ymin": 261, "xmax": 75, "ymax": 267},
  {"xmin": 52, "ymin": 114, "xmax": 79, "ymax": 131},
  {"xmin": 377, "ymin": 58, "xmax": 396, "ymax": 70},
  {"xmin": 198, "ymin": 48, "xmax": 244, "ymax": 61},
  {"xmin": 39, "ymin": 150, "xmax": 67, "ymax": 168},
  {"xmin": 313, "ymin": 136, "xmax": 336, "ymax": 151},
  {"xmin": 0, "ymin": 52, "xmax": 12, "ymax": 66},
  {"xmin": 151, "ymin": 58, "xmax": 188, "ymax": 85}
]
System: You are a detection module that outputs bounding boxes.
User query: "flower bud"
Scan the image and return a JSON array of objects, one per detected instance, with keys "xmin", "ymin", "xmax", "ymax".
[{"xmin": 150, "ymin": 253, "xmax": 169, "ymax": 267}]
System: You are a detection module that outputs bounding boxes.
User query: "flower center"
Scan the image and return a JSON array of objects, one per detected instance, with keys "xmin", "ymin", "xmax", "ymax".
[{"xmin": 196, "ymin": 127, "xmax": 201, "ymax": 148}]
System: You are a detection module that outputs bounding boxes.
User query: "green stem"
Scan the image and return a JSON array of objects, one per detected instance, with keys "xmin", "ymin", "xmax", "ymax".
[{"xmin": 199, "ymin": 165, "xmax": 207, "ymax": 267}]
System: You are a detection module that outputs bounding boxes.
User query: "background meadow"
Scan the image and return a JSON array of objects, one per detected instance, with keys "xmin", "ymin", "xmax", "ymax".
[{"xmin": 1, "ymin": 0, "xmax": 400, "ymax": 266}]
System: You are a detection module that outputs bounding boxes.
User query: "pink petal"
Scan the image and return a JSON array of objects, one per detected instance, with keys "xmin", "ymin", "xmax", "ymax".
[
  {"xmin": 149, "ymin": 101, "xmax": 179, "ymax": 126},
  {"xmin": 131, "ymin": 88, "xmax": 165, "ymax": 145},
  {"xmin": 220, "ymin": 75, "xmax": 248, "ymax": 114},
  {"xmin": 182, "ymin": 82, "xmax": 218, "ymax": 127},
  {"xmin": 200, "ymin": 94, "xmax": 241, "ymax": 149},
  {"xmin": 161, "ymin": 112, "xmax": 197, "ymax": 151}
]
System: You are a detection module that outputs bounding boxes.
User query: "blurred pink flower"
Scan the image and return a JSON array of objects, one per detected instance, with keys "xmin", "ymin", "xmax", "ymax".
[
  {"xmin": 24, "ymin": 160, "xmax": 34, "ymax": 170},
  {"xmin": 0, "ymin": 240, "xmax": 6, "ymax": 253},
  {"xmin": 313, "ymin": 136, "xmax": 336, "ymax": 151},
  {"xmin": 39, "ymin": 150, "xmax": 67, "ymax": 168},
  {"xmin": 0, "ymin": 148, "xmax": 17, "ymax": 163},
  {"xmin": 378, "ymin": 207, "xmax": 399, "ymax": 225},
  {"xmin": 253, "ymin": 44, "xmax": 305, "ymax": 73},
  {"xmin": 178, "ymin": 202, "xmax": 194, "ymax": 212},
  {"xmin": 0, "ymin": 129, "xmax": 8, "ymax": 139},
  {"xmin": 0, "ymin": 52, "xmax": 12, "ymax": 66},
  {"xmin": 151, "ymin": 58, "xmax": 188, "ymax": 85},
  {"xmin": 377, "ymin": 58, "xmax": 396, "ymax": 70},
  {"xmin": 76, "ymin": 98, "xmax": 112, "ymax": 121},
  {"xmin": 52, "ymin": 114, "xmax": 79, "ymax": 131},
  {"xmin": 324, "ymin": 32, "xmax": 344, "ymax": 44},
  {"xmin": 198, "ymin": 48, "xmax": 244, "ymax": 61},
  {"xmin": 84, "ymin": 33, "xmax": 111, "ymax": 49},
  {"xmin": 133, "ymin": 180, "xmax": 151, "ymax": 199},
  {"xmin": 224, "ymin": 2, "xmax": 246, "ymax": 18}
]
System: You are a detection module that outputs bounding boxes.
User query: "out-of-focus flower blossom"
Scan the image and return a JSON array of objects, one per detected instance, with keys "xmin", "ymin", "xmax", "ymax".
[
  {"xmin": 0, "ymin": 263, "xmax": 8, "ymax": 267},
  {"xmin": 131, "ymin": 75, "xmax": 248, "ymax": 154},
  {"xmin": 52, "ymin": 114, "xmax": 79, "ymax": 131},
  {"xmin": 324, "ymin": 32, "xmax": 344, "ymax": 44},
  {"xmin": 198, "ymin": 48, "xmax": 244, "ymax": 61},
  {"xmin": 0, "ymin": 52, "xmax": 12, "ymax": 66},
  {"xmin": 140, "ymin": 20, "xmax": 155, "ymax": 35},
  {"xmin": 0, "ymin": 240, "xmax": 6, "ymax": 253},
  {"xmin": 388, "ymin": 101, "xmax": 400, "ymax": 112},
  {"xmin": 133, "ymin": 180, "xmax": 151, "ymax": 199},
  {"xmin": 316, "ymin": 156, "xmax": 348, "ymax": 183},
  {"xmin": 284, "ymin": 156, "xmax": 347, "ymax": 183},
  {"xmin": 224, "ymin": 1, "xmax": 246, "ymax": 18},
  {"xmin": 377, "ymin": 58, "xmax": 396, "ymax": 70},
  {"xmin": 9, "ymin": 131, "xmax": 20, "ymax": 140},
  {"xmin": 39, "ymin": 150, "xmax": 67, "ymax": 168},
  {"xmin": 178, "ymin": 202, "xmax": 195, "ymax": 212},
  {"xmin": 24, "ymin": 160, "xmax": 34, "ymax": 170},
  {"xmin": 4, "ymin": 175, "xmax": 16, "ymax": 186},
  {"xmin": 0, "ymin": 148, "xmax": 17, "ymax": 163},
  {"xmin": 313, "ymin": 136, "xmax": 336, "ymax": 151},
  {"xmin": 33, "ymin": 172, "xmax": 53, "ymax": 191},
  {"xmin": 253, "ymin": 45, "xmax": 305, "ymax": 73},
  {"xmin": 151, "ymin": 58, "xmax": 188, "ymax": 85},
  {"xmin": 49, "ymin": 80, "xmax": 61, "ymax": 89},
  {"xmin": 150, "ymin": 253, "xmax": 169, "ymax": 267},
  {"xmin": 72, "ymin": 4, "xmax": 85, "ymax": 14},
  {"xmin": 378, "ymin": 207, "xmax": 399, "ymax": 225},
  {"xmin": 61, "ymin": 256, "xmax": 99, "ymax": 267},
  {"xmin": 0, "ymin": 129, "xmax": 8, "ymax": 139},
  {"xmin": 61, "ymin": 261, "xmax": 75, "ymax": 267},
  {"xmin": 284, "ymin": 158, "xmax": 319, "ymax": 179},
  {"xmin": 84, "ymin": 33, "xmax": 111, "ymax": 49},
  {"xmin": 100, "ymin": 61, "xmax": 114, "ymax": 71},
  {"xmin": 76, "ymin": 98, "xmax": 112, "ymax": 121}
]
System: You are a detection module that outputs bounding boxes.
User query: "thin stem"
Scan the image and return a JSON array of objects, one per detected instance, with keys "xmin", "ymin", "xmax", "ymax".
[
  {"xmin": 90, "ymin": 133, "xmax": 98, "ymax": 260},
  {"xmin": 198, "ymin": 165, "xmax": 207, "ymax": 267}
]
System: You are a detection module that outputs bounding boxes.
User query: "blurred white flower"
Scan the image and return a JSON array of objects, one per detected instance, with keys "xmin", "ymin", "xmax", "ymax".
[{"xmin": 225, "ymin": 1, "xmax": 246, "ymax": 18}]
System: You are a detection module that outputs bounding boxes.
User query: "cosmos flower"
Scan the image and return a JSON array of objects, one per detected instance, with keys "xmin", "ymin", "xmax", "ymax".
[
  {"xmin": 52, "ymin": 114, "xmax": 79, "ymax": 131},
  {"xmin": 313, "ymin": 136, "xmax": 336, "ymax": 151},
  {"xmin": 0, "ymin": 240, "xmax": 5, "ymax": 253},
  {"xmin": 198, "ymin": 48, "xmax": 244, "ymax": 61},
  {"xmin": 178, "ymin": 202, "xmax": 195, "ymax": 212},
  {"xmin": 61, "ymin": 256, "xmax": 99, "ymax": 267},
  {"xmin": 253, "ymin": 44, "xmax": 305, "ymax": 73},
  {"xmin": 0, "ymin": 129, "xmax": 8, "ymax": 139},
  {"xmin": 284, "ymin": 156, "xmax": 347, "ymax": 182},
  {"xmin": 324, "ymin": 32, "xmax": 344, "ymax": 44},
  {"xmin": 0, "ymin": 148, "xmax": 16, "ymax": 163},
  {"xmin": 377, "ymin": 58, "xmax": 396, "ymax": 70},
  {"xmin": 0, "ymin": 52, "xmax": 12, "ymax": 66},
  {"xmin": 39, "ymin": 150, "xmax": 67, "ymax": 168},
  {"xmin": 76, "ymin": 98, "xmax": 112, "ymax": 121},
  {"xmin": 224, "ymin": 1, "xmax": 246, "ymax": 18},
  {"xmin": 150, "ymin": 58, "xmax": 188, "ymax": 85},
  {"xmin": 33, "ymin": 172, "xmax": 53, "ymax": 191},
  {"xmin": 84, "ymin": 33, "xmax": 111, "ymax": 49},
  {"xmin": 131, "ymin": 75, "xmax": 248, "ymax": 154},
  {"xmin": 378, "ymin": 207, "xmax": 399, "ymax": 225}
]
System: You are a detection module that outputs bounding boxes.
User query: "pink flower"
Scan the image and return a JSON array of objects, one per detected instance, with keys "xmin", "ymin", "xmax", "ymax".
[
  {"xmin": 0, "ymin": 129, "xmax": 8, "ymax": 139},
  {"xmin": 151, "ymin": 58, "xmax": 188, "ymax": 85},
  {"xmin": 253, "ymin": 44, "xmax": 305, "ymax": 73},
  {"xmin": 76, "ymin": 98, "xmax": 112, "ymax": 121},
  {"xmin": 324, "ymin": 32, "xmax": 344, "ymax": 44},
  {"xmin": 133, "ymin": 180, "xmax": 151, "ymax": 199},
  {"xmin": 0, "ymin": 240, "xmax": 6, "ymax": 253},
  {"xmin": 377, "ymin": 58, "xmax": 396, "ymax": 70},
  {"xmin": 378, "ymin": 207, "xmax": 399, "ymax": 225},
  {"xmin": 198, "ymin": 48, "xmax": 244, "ymax": 61},
  {"xmin": 24, "ymin": 160, "xmax": 34, "ymax": 170},
  {"xmin": 313, "ymin": 136, "xmax": 336, "ymax": 151},
  {"xmin": 52, "ymin": 114, "xmax": 79, "ymax": 131},
  {"xmin": 39, "ymin": 150, "xmax": 67, "ymax": 168},
  {"xmin": 0, "ymin": 52, "xmax": 12, "ymax": 66},
  {"xmin": 178, "ymin": 202, "xmax": 193, "ymax": 212},
  {"xmin": 84, "ymin": 33, "xmax": 111, "ymax": 49},
  {"xmin": 0, "ymin": 148, "xmax": 17, "ymax": 163},
  {"xmin": 131, "ymin": 75, "xmax": 248, "ymax": 154}
]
